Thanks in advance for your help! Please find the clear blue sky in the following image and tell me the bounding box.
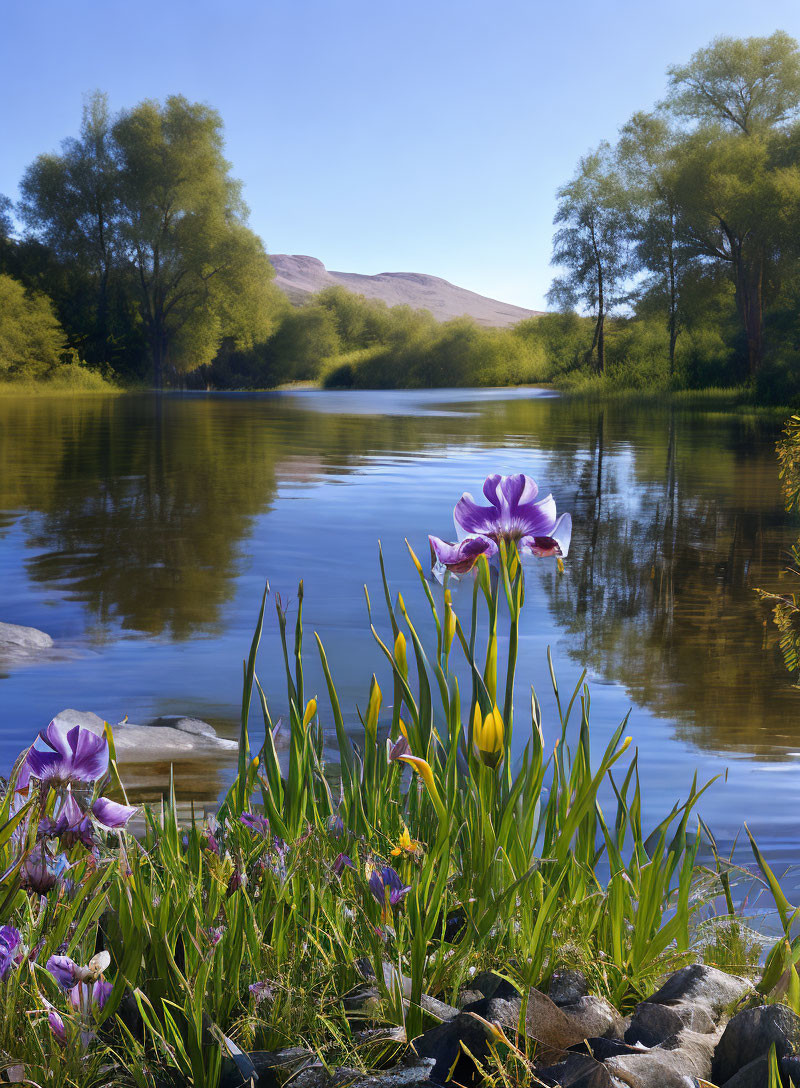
[3,0,800,309]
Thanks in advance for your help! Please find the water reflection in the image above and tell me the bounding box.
[0,389,797,787]
[544,405,800,755]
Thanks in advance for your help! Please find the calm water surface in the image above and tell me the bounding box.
[1,389,799,878]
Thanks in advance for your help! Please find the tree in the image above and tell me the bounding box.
[0,195,12,240]
[0,274,67,380]
[617,113,688,377]
[112,96,277,387]
[19,93,123,369]
[672,129,795,378]
[666,31,800,135]
[548,145,630,374]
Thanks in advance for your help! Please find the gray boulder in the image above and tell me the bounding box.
[625,1000,716,1047]
[53,709,237,762]
[534,1053,625,1087]
[412,1011,496,1083]
[0,621,53,660]
[548,969,589,1007]
[645,964,752,1021]
[605,1026,720,1087]
[559,996,626,1042]
[711,1004,800,1085]
[144,714,218,738]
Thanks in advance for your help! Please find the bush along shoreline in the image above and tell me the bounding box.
[2,473,800,1087]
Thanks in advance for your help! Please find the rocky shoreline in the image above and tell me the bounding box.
[212,965,798,1088]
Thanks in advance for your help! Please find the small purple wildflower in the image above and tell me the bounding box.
[47,954,79,990]
[240,812,270,837]
[368,866,411,910]
[69,979,112,1013]
[0,925,21,979]
[48,1008,67,1046]
[333,853,355,875]
[387,735,411,763]
[249,980,274,1005]
[21,848,69,895]
[327,813,345,838]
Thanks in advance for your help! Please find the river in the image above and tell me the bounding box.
[1,388,798,885]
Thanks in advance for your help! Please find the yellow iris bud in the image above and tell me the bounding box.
[394,630,408,677]
[473,704,505,769]
[302,698,317,729]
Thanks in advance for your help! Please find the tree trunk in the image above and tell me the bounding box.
[151,331,165,391]
[668,248,678,380]
[734,250,764,379]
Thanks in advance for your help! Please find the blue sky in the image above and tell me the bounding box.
[3,0,800,309]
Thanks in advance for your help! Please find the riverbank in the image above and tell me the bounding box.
[2,377,792,414]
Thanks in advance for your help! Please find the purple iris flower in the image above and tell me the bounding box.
[17,720,108,791]
[47,954,80,990]
[249,980,274,1005]
[48,1008,67,1045]
[47,950,111,992]
[38,790,95,848]
[21,848,69,895]
[69,979,112,1012]
[240,812,270,837]
[0,925,21,979]
[333,852,355,875]
[429,473,572,574]
[387,735,411,763]
[327,813,345,839]
[368,866,411,909]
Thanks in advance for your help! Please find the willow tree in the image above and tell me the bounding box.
[547,145,629,375]
[663,33,800,378]
[666,31,800,135]
[617,113,687,377]
[18,92,122,368]
[112,96,277,387]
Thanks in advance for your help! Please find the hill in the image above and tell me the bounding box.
[268,254,541,328]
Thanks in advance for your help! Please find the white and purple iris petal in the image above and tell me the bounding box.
[430,473,572,574]
[91,796,137,830]
[17,720,109,791]
[428,534,497,574]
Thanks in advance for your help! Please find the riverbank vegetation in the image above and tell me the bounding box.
[1,473,799,1086]
[4,32,800,400]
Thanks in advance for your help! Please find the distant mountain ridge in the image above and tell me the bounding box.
[268,254,541,328]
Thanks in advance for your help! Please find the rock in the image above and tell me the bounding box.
[605,1027,719,1088]
[144,714,218,737]
[523,990,625,1066]
[534,1053,624,1087]
[569,1038,649,1060]
[625,1001,716,1048]
[722,1053,800,1088]
[711,1004,800,1085]
[345,1061,447,1088]
[53,709,238,762]
[467,971,521,1003]
[645,964,752,1021]
[559,996,626,1041]
[0,621,53,660]
[412,1011,495,1085]
[548,969,589,1007]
